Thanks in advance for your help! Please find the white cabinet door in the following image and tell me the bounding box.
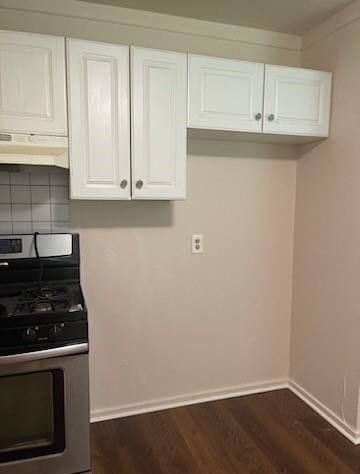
[188,55,264,132]
[263,65,332,137]
[131,47,187,200]
[67,39,131,200]
[0,30,67,136]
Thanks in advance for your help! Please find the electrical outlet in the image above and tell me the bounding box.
[192,234,204,254]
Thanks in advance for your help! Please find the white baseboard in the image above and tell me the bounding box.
[90,378,288,423]
[91,378,360,445]
[288,379,360,445]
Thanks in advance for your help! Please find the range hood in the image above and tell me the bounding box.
[0,133,69,169]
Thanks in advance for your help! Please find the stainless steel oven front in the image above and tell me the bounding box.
[0,344,91,474]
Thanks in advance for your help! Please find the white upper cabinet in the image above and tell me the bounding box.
[187,55,332,141]
[131,47,187,200]
[67,39,131,200]
[263,65,332,137]
[0,30,67,136]
[188,55,265,133]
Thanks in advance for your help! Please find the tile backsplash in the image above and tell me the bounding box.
[0,167,70,234]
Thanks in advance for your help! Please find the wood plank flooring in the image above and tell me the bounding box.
[91,389,360,473]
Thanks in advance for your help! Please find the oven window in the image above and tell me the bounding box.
[0,370,65,463]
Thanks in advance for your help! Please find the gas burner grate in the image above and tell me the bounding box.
[14,299,70,316]
[21,285,69,301]
[0,280,84,320]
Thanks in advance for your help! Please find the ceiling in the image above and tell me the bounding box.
[81,0,353,35]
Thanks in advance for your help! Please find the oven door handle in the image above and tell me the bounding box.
[0,343,89,365]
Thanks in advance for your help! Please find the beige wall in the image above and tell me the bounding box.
[291,2,360,430]
[73,142,296,415]
[0,0,298,416]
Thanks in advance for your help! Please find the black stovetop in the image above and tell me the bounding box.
[0,280,86,327]
[0,233,88,355]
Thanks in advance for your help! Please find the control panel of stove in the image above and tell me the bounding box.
[0,321,88,354]
[22,324,65,343]
[0,233,72,260]
[0,238,22,254]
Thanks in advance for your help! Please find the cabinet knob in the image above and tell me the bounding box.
[255,113,262,121]
[136,180,144,189]
[268,114,275,122]
[120,179,128,189]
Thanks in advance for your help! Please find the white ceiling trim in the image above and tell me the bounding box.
[0,0,301,51]
[303,0,360,49]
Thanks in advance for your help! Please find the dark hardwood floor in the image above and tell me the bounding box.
[91,389,360,473]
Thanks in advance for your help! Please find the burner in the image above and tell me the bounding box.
[41,287,68,299]
[0,280,85,320]
[22,286,69,301]
[31,301,54,313]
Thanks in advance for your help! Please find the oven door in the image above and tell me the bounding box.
[0,344,90,474]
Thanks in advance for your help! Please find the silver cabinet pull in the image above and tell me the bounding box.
[136,180,143,189]
[120,179,128,189]
[268,114,275,121]
[255,113,262,121]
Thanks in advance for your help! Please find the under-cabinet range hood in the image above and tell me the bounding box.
[0,30,69,169]
[0,133,69,169]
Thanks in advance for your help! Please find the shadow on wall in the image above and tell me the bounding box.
[187,138,299,160]
[70,200,174,229]
[70,137,303,231]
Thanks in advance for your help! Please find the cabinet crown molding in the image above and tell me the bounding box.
[0,0,301,52]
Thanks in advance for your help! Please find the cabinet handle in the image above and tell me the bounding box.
[255,113,262,121]
[268,114,275,122]
[120,179,128,189]
[136,180,144,189]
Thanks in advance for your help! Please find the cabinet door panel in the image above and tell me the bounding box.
[67,39,130,200]
[0,30,67,135]
[188,55,264,132]
[131,47,187,200]
[263,65,332,137]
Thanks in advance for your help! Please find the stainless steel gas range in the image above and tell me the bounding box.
[0,233,91,474]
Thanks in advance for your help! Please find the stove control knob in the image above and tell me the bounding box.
[22,327,37,343]
[50,325,63,340]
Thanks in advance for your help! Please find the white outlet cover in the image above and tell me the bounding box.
[192,234,204,254]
